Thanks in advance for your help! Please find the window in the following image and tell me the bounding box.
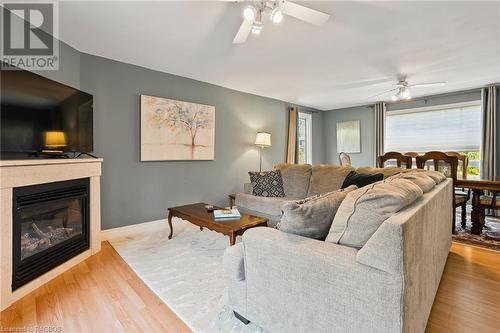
[297,112,312,164]
[385,101,481,177]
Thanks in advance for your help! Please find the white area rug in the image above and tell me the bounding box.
[108,218,263,333]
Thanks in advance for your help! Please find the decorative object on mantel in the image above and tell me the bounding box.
[336,120,361,154]
[42,131,67,153]
[140,95,215,161]
[254,132,271,171]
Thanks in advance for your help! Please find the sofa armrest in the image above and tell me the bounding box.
[223,243,245,281]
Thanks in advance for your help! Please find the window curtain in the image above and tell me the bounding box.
[286,106,298,164]
[481,86,498,216]
[374,102,386,166]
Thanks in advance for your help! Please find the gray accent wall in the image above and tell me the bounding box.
[79,54,323,229]
[324,105,374,167]
[33,41,80,89]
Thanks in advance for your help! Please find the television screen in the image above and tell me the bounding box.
[1,66,93,159]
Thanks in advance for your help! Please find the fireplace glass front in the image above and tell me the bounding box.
[12,178,90,290]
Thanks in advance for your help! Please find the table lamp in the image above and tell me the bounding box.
[255,132,271,171]
[43,131,67,154]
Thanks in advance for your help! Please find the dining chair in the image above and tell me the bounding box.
[339,152,351,166]
[404,152,419,169]
[416,151,463,233]
[445,152,469,180]
[479,191,500,218]
[378,152,412,169]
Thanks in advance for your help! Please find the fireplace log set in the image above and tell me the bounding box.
[21,222,75,259]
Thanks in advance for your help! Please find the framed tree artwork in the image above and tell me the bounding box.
[140,95,215,161]
[336,120,361,154]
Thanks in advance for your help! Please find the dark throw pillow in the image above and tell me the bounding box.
[248,170,285,197]
[341,171,383,189]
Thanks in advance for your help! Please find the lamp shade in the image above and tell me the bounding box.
[255,132,271,147]
[44,131,67,148]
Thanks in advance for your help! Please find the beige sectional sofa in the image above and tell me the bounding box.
[235,163,406,226]
[225,173,453,332]
[236,164,354,226]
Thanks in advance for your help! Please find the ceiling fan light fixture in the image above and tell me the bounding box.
[271,8,283,23]
[401,87,410,99]
[243,5,256,21]
[251,22,263,35]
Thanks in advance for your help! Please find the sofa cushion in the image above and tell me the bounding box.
[248,170,285,197]
[273,163,312,198]
[412,169,447,184]
[356,166,410,179]
[278,185,358,240]
[386,171,436,193]
[326,179,423,248]
[307,164,355,196]
[341,170,384,189]
[235,193,295,224]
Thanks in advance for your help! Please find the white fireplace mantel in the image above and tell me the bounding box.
[0,158,103,310]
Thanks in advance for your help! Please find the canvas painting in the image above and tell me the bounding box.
[336,120,361,153]
[140,95,215,161]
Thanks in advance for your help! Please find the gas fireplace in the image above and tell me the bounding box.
[12,178,90,290]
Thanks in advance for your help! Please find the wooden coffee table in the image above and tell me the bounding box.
[167,203,267,246]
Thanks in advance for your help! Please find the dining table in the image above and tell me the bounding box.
[455,177,500,235]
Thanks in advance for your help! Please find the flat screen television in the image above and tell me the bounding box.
[1,66,93,159]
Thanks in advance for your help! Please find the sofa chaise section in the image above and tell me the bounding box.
[224,179,453,333]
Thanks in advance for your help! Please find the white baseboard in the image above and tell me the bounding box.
[101,219,167,241]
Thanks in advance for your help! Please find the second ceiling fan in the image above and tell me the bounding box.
[233,0,330,44]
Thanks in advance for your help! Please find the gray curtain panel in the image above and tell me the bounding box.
[481,86,497,179]
[286,107,298,164]
[374,102,386,166]
[481,86,498,216]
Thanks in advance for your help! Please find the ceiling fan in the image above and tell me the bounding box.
[371,79,446,101]
[233,0,330,44]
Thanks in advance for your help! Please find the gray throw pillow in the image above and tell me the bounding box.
[277,185,357,240]
[249,170,285,197]
[326,179,423,248]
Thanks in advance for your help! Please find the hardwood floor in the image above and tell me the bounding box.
[1,241,499,333]
[426,243,500,333]
[0,242,191,333]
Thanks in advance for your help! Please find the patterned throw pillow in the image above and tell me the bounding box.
[248,170,285,197]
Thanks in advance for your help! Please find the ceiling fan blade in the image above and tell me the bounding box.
[233,19,253,44]
[367,88,398,99]
[410,82,446,88]
[281,1,330,26]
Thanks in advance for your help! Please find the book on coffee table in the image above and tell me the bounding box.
[214,208,241,220]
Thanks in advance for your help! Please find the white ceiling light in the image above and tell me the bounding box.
[370,78,446,102]
[252,21,263,35]
[233,1,330,44]
[270,7,283,23]
[243,5,256,21]
[401,87,410,99]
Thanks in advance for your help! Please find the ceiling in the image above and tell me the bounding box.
[55,1,500,110]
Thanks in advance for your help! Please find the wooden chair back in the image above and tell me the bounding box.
[416,151,459,234]
[445,152,469,180]
[339,152,351,166]
[377,152,412,169]
[404,152,419,169]
[416,151,458,180]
